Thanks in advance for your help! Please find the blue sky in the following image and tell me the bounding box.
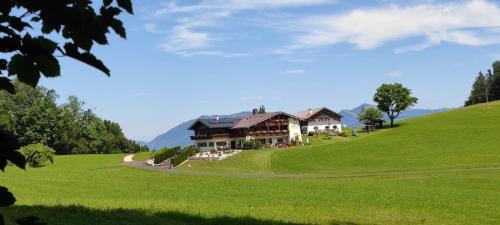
[40,0,500,141]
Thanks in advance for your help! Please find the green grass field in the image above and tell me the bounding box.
[1,102,500,225]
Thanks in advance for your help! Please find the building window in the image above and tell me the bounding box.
[268,138,273,144]
[209,142,214,147]
[277,138,283,143]
[325,126,330,130]
[197,142,207,147]
[216,142,227,146]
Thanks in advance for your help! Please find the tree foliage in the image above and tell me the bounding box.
[19,143,55,168]
[0,81,149,155]
[465,61,500,106]
[170,147,198,167]
[373,83,418,127]
[465,71,490,106]
[258,105,266,113]
[153,146,181,164]
[0,0,133,92]
[0,1,133,221]
[357,108,384,125]
[489,61,500,101]
[242,140,262,150]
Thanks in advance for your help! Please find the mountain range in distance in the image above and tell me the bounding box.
[144,104,450,150]
[145,112,251,150]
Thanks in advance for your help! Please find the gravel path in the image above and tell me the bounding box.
[123,154,173,171]
[123,154,134,162]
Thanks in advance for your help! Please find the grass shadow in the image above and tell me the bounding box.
[379,122,406,130]
[1,205,371,225]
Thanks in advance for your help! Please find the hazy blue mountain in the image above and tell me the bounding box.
[147,105,449,149]
[147,112,251,150]
[340,104,450,127]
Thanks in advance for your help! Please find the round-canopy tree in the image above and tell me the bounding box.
[357,107,384,125]
[373,83,418,127]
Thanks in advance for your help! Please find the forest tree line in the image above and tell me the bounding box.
[0,81,148,155]
[465,61,500,106]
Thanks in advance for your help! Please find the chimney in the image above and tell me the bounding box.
[252,108,258,115]
[308,109,312,115]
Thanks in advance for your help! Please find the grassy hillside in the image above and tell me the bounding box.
[0,102,499,225]
[179,102,500,175]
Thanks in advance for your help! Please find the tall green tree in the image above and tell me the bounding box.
[0,0,133,222]
[486,69,494,103]
[490,61,500,101]
[465,72,489,106]
[0,81,63,147]
[373,83,418,127]
[259,105,266,113]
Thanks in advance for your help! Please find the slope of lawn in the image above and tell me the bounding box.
[132,152,153,161]
[178,149,275,173]
[177,129,360,174]
[2,154,500,225]
[178,101,500,175]
[0,102,499,225]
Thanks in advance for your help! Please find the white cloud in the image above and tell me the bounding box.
[173,50,250,58]
[159,27,212,52]
[155,0,332,16]
[151,0,334,56]
[282,69,305,75]
[394,40,438,54]
[285,0,500,53]
[147,0,500,57]
[144,23,163,34]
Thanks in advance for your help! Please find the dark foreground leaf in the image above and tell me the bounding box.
[0,186,15,207]
[117,0,133,14]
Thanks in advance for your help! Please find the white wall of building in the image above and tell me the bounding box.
[248,135,289,146]
[288,118,303,142]
[305,123,342,133]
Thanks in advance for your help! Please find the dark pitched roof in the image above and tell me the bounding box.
[188,117,241,130]
[294,107,343,120]
[231,112,300,129]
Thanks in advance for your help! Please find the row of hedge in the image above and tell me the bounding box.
[171,147,198,167]
[242,140,262,150]
[153,146,181,164]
